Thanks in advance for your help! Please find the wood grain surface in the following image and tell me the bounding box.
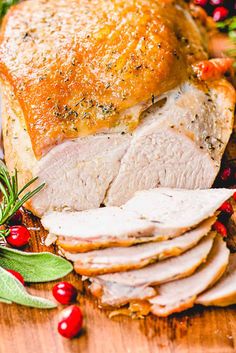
[1,212,236,353]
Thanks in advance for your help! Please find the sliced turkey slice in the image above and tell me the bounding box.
[42,207,156,252]
[42,188,234,252]
[196,253,236,307]
[57,234,162,253]
[62,217,216,276]
[98,232,215,286]
[149,235,229,317]
[123,188,235,237]
[88,233,215,307]
[89,281,157,307]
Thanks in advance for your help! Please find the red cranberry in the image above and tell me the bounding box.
[210,0,224,5]
[218,201,233,215]
[213,221,227,237]
[52,282,77,304]
[220,167,231,182]
[58,305,83,339]
[233,192,236,201]
[8,210,23,225]
[6,225,31,248]
[6,269,25,285]
[213,7,229,21]
[194,0,208,5]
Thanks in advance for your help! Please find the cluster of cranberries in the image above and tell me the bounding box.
[5,209,83,339]
[213,199,234,237]
[193,0,235,22]
[211,165,236,238]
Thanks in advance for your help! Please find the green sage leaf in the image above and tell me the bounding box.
[0,267,56,308]
[0,245,73,282]
[0,0,19,19]
[0,297,12,304]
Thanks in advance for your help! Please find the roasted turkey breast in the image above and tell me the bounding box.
[0,0,235,216]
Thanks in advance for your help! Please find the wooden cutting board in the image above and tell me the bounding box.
[1,213,236,353]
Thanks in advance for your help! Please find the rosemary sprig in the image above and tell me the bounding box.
[0,161,44,238]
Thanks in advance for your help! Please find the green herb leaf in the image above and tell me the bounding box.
[0,297,12,304]
[229,31,236,41]
[0,245,73,282]
[0,161,45,237]
[217,16,236,66]
[0,267,56,309]
[0,267,56,308]
[0,0,19,19]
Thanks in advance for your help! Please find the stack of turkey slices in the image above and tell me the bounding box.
[42,188,236,317]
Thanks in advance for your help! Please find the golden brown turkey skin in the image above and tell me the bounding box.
[0,0,208,158]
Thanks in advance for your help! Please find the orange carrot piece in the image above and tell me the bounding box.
[192,58,234,81]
